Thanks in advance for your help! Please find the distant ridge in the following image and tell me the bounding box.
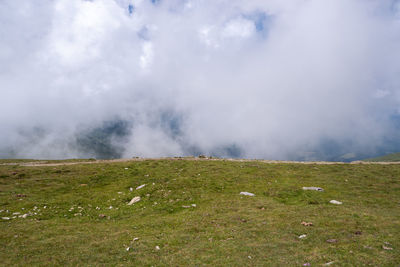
[363,152,400,162]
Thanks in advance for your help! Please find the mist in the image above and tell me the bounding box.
[1,0,400,161]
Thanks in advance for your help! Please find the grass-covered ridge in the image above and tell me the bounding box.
[363,152,400,162]
[0,159,399,266]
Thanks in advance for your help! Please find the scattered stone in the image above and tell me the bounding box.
[127,196,141,205]
[118,192,122,194]
[129,187,133,191]
[248,255,252,259]
[382,245,393,250]
[12,212,20,215]
[133,237,139,241]
[126,247,131,251]
[329,200,342,205]
[136,184,146,190]
[155,245,160,250]
[109,206,113,209]
[303,263,311,266]
[125,168,129,170]
[323,262,335,266]
[298,234,307,239]
[301,221,313,226]
[326,239,338,243]
[1,217,10,220]
[240,192,255,196]
[21,214,28,219]
[302,187,324,191]
[191,204,196,207]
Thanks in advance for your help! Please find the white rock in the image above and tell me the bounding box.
[127,196,141,205]
[12,212,20,215]
[329,200,343,205]
[240,192,255,196]
[129,187,133,191]
[136,184,146,190]
[21,214,28,219]
[323,262,335,266]
[133,237,139,241]
[191,204,197,207]
[125,168,129,170]
[126,247,130,251]
[1,217,10,220]
[302,187,324,191]
[155,245,160,250]
[298,234,307,239]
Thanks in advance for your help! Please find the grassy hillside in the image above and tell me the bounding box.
[0,159,399,266]
[363,152,400,162]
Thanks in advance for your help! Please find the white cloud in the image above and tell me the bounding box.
[1,0,400,159]
[222,17,255,38]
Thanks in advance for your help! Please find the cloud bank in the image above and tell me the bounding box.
[1,0,400,160]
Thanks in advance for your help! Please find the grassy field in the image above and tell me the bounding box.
[0,158,399,266]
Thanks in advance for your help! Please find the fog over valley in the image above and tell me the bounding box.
[1,0,400,161]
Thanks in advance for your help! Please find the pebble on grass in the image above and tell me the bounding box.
[127,196,141,205]
[329,200,342,205]
[240,192,255,196]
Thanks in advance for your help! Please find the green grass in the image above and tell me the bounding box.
[363,152,400,162]
[0,159,399,266]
